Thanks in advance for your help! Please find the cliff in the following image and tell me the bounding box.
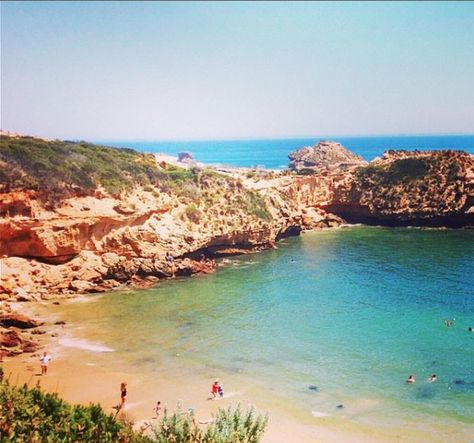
[325,150,474,227]
[1,134,473,307]
[0,134,341,303]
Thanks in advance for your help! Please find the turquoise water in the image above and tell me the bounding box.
[54,227,474,431]
[102,135,474,168]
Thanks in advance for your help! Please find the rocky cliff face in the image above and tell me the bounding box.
[324,150,474,227]
[288,140,367,173]
[0,134,342,301]
[1,135,473,304]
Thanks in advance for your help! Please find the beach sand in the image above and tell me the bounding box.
[2,302,473,443]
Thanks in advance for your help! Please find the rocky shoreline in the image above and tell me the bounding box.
[1,134,473,358]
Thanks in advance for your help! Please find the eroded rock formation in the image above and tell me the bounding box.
[288,140,367,173]
[324,150,474,227]
[1,134,473,303]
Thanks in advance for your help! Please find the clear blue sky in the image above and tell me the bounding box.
[1,1,473,140]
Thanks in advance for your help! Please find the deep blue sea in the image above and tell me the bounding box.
[102,134,474,169]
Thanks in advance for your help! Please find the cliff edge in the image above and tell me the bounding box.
[0,134,472,307]
[325,149,474,227]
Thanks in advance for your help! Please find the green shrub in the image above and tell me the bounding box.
[152,404,267,443]
[204,405,268,442]
[386,158,429,181]
[0,380,150,442]
[296,168,317,176]
[356,158,430,186]
[0,136,164,199]
[0,380,267,443]
[243,191,273,221]
[185,203,201,223]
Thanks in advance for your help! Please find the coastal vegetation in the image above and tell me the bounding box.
[0,136,163,197]
[355,158,431,186]
[0,379,146,442]
[153,405,268,443]
[0,379,268,442]
[0,135,273,222]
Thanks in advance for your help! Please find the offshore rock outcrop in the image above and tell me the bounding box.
[288,140,367,173]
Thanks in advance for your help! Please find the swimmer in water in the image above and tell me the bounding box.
[406,375,415,384]
[428,374,437,383]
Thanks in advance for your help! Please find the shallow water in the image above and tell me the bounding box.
[52,227,474,433]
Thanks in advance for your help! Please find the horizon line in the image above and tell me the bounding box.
[94,131,474,144]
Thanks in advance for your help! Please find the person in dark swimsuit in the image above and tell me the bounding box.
[120,382,127,407]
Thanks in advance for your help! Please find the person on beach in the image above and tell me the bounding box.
[428,374,437,383]
[40,352,51,375]
[120,382,127,407]
[406,375,415,384]
[165,252,175,276]
[211,379,222,399]
[154,401,162,418]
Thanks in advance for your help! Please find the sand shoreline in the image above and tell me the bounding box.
[3,299,473,443]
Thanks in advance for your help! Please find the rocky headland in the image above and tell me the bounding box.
[325,149,474,227]
[288,140,367,173]
[0,132,473,355]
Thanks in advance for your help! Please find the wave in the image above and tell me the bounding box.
[58,337,114,353]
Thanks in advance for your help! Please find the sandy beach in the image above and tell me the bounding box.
[3,299,473,443]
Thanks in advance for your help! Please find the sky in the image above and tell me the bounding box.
[1,1,474,141]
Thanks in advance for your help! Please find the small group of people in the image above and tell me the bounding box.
[444,318,455,327]
[113,377,224,421]
[444,318,473,332]
[406,374,437,384]
[211,379,224,399]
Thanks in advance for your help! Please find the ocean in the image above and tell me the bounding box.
[101,134,474,169]
[50,134,474,439]
[50,227,474,439]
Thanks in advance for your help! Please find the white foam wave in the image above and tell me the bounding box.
[311,410,331,417]
[58,338,114,353]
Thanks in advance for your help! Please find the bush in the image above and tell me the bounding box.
[185,203,201,223]
[243,191,273,221]
[0,380,267,443]
[152,404,268,443]
[204,405,268,442]
[296,168,317,176]
[387,158,429,182]
[356,158,430,186]
[0,380,150,442]
[0,136,165,199]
